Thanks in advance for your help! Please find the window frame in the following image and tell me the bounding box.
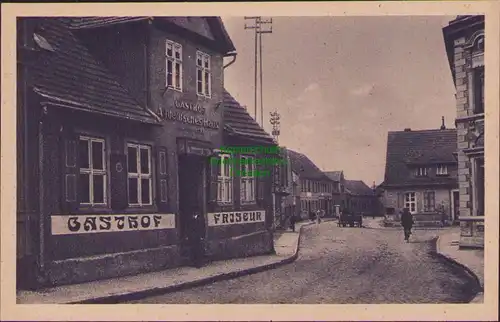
[472,157,485,217]
[217,153,233,204]
[240,155,256,204]
[414,166,428,177]
[404,191,417,214]
[196,50,211,98]
[79,135,108,207]
[165,39,183,92]
[126,142,153,207]
[472,65,485,114]
[423,190,436,213]
[436,164,449,176]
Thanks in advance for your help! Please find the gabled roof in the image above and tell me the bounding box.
[66,16,236,54]
[286,149,330,181]
[345,180,375,196]
[223,90,275,144]
[383,128,458,187]
[324,171,343,182]
[26,18,159,124]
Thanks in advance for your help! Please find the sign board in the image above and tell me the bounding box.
[51,214,176,235]
[207,210,265,227]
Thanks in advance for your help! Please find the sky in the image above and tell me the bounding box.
[221,16,457,187]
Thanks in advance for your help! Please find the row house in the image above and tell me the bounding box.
[379,120,459,227]
[443,15,485,248]
[287,150,334,218]
[17,16,276,290]
[324,171,347,215]
[344,180,378,216]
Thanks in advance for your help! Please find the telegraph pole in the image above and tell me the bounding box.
[244,17,260,121]
[258,18,272,126]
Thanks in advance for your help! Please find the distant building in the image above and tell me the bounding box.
[443,15,485,248]
[344,180,378,216]
[379,123,459,227]
[287,150,334,219]
[324,171,347,215]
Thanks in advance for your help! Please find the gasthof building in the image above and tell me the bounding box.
[17,16,277,289]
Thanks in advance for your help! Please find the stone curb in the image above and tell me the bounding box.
[432,236,484,303]
[70,222,315,304]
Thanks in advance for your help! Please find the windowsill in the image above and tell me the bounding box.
[241,201,257,205]
[436,174,449,177]
[166,86,183,93]
[196,93,212,100]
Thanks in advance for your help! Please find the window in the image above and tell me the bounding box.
[196,51,211,97]
[423,191,435,212]
[475,158,485,216]
[415,167,428,177]
[404,192,416,214]
[127,143,152,206]
[473,66,484,114]
[166,40,182,91]
[79,136,107,206]
[217,154,233,203]
[436,165,448,176]
[240,156,256,203]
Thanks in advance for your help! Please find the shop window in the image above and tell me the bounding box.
[404,192,416,214]
[414,167,428,177]
[423,191,436,212]
[217,154,233,203]
[240,156,256,203]
[79,136,107,206]
[196,50,211,97]
[436,165,448,176]
[127,143,152,206]
[166,40,182,91]
[473,66,485,114]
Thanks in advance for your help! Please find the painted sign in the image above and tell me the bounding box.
[207,210,265,227]
[51,214,176,235]
[174,100,206,114]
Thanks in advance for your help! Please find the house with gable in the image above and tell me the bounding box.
[17,16,277,290]
[379,120,459,227]
[344,180,378,217]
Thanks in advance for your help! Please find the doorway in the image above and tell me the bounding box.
[452,189,460,223]
[178,154,206,260]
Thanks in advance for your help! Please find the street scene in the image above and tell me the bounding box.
[14,14,487,307]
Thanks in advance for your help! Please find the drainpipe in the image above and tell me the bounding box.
[223,51,237,69]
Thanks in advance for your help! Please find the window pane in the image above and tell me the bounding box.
[92,141,104,170]
[166,43,172,57]
[141,178,151,204]
[175,47,180,59]
[128,178,138,204]
[80,173,90,203]
[204,71,210,94]
[204,57,209,69]
[79,139,89,168]
[166,60,173,85]
[93,174,104,204]
[128,147,137,173]
[140,148,150,174]
[197,69,203,93]
[175,63,181,88]
[197,56,202,67]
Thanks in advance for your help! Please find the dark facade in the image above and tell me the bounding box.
[17,16,275,290]
[379,124,459,226]
[287,150,334,219]
[443,15,485,248]
[344,180,378,216]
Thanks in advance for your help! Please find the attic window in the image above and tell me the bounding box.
[436,165,449,176]
[415,167,428,177]
[33,33,55,52]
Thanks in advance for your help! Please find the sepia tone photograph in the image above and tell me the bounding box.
[2,2,499,321]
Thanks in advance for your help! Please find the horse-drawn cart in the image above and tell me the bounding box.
[338,211,363,227]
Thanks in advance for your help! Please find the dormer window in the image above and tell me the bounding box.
[415,167,428,177]
[166,40,182,91]
[196,51,211,97]
[436,164,449,176]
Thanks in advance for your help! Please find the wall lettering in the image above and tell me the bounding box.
[174,100,206,114]
[207,210,265,227]
[51,214,176,235]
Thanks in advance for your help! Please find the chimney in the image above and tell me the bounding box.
[404,128,411,132]
[440,116,446,130]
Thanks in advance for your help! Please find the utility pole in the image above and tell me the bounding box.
[244,17,273,125]
[258,18,272,126]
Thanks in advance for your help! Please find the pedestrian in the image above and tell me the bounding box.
[400,208,414,243]
[289,214,297,232]
[190,212,206,268]
[309,210,315,222]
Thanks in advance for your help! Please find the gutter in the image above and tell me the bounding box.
[223,51,237,69]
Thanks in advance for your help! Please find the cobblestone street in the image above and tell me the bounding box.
[126,221,478,304]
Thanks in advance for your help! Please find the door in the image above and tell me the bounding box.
[452,190,460,222]
[178,155,206,259]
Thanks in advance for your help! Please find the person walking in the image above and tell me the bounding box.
[400,208,414,243]
[289,214,297,232]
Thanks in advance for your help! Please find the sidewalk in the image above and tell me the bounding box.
[436,227,484,303]
[17,222,313,304]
